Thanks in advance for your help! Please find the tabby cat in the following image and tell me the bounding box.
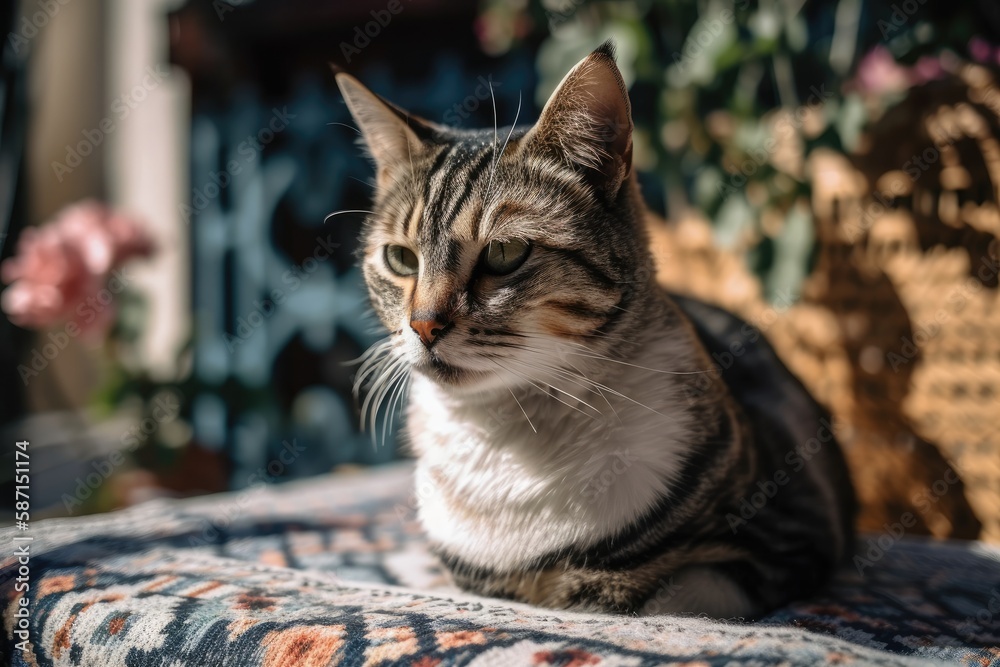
[336,41,856,618]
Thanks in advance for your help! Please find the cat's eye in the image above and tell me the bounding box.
[482,239,531,275]
[385,244,419,276]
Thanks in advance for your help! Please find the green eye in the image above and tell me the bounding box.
[385,244,419,276]
[482,239,531,275]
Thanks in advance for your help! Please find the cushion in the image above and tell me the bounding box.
[3,462,998,666]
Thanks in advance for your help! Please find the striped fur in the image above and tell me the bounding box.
[336,41,855,618]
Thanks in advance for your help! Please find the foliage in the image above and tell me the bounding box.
[478,0,997,299]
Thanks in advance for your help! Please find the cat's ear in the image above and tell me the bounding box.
[526,40,633,203]
[334,69,438,187]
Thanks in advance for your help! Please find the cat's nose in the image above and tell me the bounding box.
[410,316,450,348]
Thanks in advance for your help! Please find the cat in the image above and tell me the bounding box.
[335,41,856,618]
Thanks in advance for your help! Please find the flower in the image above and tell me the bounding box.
[853,47,913,95]
[1,200,155,337]
[852,46,956,96]
[968,36,1000,65]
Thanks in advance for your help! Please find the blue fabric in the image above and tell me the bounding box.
[2,462,998,666]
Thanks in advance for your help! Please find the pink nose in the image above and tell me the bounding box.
[410,318,448,348]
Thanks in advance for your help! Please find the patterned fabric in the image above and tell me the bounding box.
[3,462,998,666]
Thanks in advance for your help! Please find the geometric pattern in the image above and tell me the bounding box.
[3,463,998,666]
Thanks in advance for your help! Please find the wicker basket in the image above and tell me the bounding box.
[649,65,999,543]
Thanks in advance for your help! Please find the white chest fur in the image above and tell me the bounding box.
[407,336,703,573]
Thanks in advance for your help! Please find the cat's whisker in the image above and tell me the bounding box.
[381,366,410,449]
[556,354,622,421]
[348,175,375,189]
[502,360,604,420]
[514,333,714,375]
[361,354,407,433]
[565,350,714,376]
[389,374,411,439]
[352,339,394,395]
[324,209,375,224]
[352,337,392,365]
[515,328,639,349]
[496,342,680,422]
[369,358,407,438]
[487,360,537,434]
[377,369,399,448]
[531,362,621,422]
[486,90,522,201]
[555,367,672,421]
[502,352,609,401]
[489,77,498,180]
[327,121,361,133]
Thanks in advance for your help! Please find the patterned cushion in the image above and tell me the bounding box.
[3,463,998,666]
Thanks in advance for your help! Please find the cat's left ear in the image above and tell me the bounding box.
[334,69,440,187]
[525,40,633,203]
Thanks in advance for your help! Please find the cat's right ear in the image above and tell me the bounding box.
[333,69,435,187]
[524,41,633,204]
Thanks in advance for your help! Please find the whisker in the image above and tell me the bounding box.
[497,341,684,421]
[502,361,602,420]
[324,209,375,224]
[489,76,498,173]
[327,121,361,133]
[539,362,621,422]
[360,355,406,433]
[566,350,713,376]
[516,327,637,346]
[370,357,407,437]
[488,360,537,434]
[512,331,710,376]
[351,339,394,395]
[381,366,410,449]
[486,90,522,199]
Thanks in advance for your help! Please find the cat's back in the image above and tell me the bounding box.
[669,293,856,591]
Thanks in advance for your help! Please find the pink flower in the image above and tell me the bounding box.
[969,36,995,64]
[911,56,946,84]
[1,200,155,336]
[853,46,955,95]
[854,46,912,94]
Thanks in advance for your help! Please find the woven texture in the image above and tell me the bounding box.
[3,462,999,666]
[649,65,1000,545]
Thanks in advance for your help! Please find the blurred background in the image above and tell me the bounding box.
[0,0,997,543]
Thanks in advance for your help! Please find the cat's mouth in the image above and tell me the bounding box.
[413,353,497,388]
[415,355,469,383]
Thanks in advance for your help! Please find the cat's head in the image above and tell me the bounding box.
[337,42,652,393]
